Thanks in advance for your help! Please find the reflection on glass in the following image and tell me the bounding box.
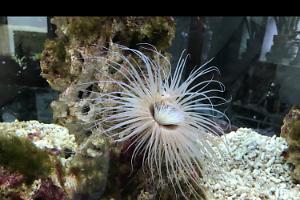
[0,16,57,123]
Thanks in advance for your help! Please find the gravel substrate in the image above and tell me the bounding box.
[203,128,300,200]
[5,120,77,151]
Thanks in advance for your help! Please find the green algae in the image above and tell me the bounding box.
[0,133,52,184]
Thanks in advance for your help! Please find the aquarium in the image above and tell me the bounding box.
[0,16,300,200]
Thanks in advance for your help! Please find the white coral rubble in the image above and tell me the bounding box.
[203,128,300,200]
[1,120,77,152]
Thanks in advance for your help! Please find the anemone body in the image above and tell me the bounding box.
[92,44,228,199]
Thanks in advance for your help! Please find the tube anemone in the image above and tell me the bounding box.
[87,43,229,199]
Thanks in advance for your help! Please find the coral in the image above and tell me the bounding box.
[50,17,175,49]
[55,17,113,45]
[40,17,175,140]
[281,105,300,182]
[64,131,109,199]
[12,120,77,152]
[41,39,70,91]
[39,17,192,199]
